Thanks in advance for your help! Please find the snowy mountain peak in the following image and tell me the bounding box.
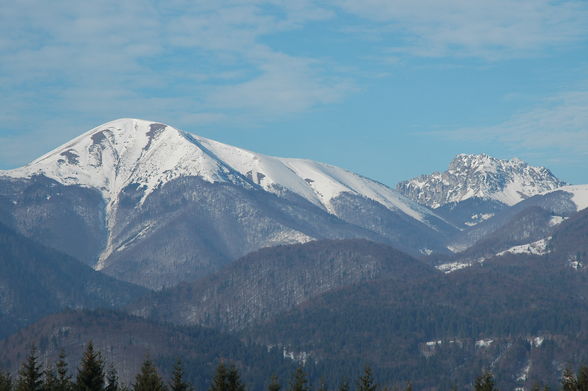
[1,118,438,225]
[397,154,566,208]
[4,118,248,204]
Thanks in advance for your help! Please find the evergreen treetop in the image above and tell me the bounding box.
[209,363,228,391]
[288,367,308,391]
[268,376,281,391]
[76,341,105,391]
[16,345,43,391]
[226,366,245,391]
[474,372,497,391]
[132,359,166,391]
[357,367,376,391]
[170,360,192,391]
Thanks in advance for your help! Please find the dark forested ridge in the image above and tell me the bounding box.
[0,310,300,390]
[3,339,588,391]
[243,247,588,390]
[130,239,438,331]
[0,222,147,338]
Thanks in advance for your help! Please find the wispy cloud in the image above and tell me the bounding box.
[436,89,588,160]
[0,1,342,135]
[335,0,588,59]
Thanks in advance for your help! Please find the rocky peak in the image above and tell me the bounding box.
[397,154,566,208]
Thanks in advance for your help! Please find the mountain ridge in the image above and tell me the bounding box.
[397,153,566,209]
[0,118,455,288]
[2,118,438,226]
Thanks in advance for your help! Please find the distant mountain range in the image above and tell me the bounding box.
[0,118,456,288]
[1,118,588,390]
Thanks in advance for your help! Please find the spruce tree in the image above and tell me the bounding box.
[357,367,376,391]
[44,367,58,391]
[170,361,191,391]
[105,364,119,391]
[76,342,105,391]
[268,376,281,391]
[132,360,166,391]
[338,380,349,391]
[288,367,308,391]
[209,363,228,391]
[317,379,327,391]
[226,366,244,391]
[0,371,12,391]
[474,372,496,391]
[16,345,43,391]
[55,350,73,391]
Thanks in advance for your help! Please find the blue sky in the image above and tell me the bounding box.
[1,0,587,185]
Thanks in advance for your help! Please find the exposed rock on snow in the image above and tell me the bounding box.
[397,154,566,208]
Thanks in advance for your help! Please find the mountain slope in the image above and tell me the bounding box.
[245,252,588,391]
[0,310,300,390]
[4,119,441,225]
[397,154,565,209]
[0,222,147,338]
[130,239,438,331]
[0,119,455,288]
[444,186,587,253]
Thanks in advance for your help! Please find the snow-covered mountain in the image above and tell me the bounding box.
[0,118,455,288]
[397,154,566,209]
[6,118,435,223]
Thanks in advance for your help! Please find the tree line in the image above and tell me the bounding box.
[1,342,588,391]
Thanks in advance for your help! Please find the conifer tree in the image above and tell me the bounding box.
[474,372,496,391]
[317,379,327,391]
[16,345,43,391]
[56,350,73,391]
[76,342,105,391]
[338,380,349,391]
[288,367,308,391]
[132,360,166,391]
[105,364,119,391]
[0,371,12,391]
[44,367,58,391]
[170,361,191,391]
[209,363,228,391]
[268,376,281,391]
[226,366,244,391]
[357,367,376,391]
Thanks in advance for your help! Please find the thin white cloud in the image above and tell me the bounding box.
[0,0,341,133]
[336,0,588,59]
[438,89,588,158]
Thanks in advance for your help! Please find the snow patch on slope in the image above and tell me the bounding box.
[558,185,588,211]
[497,237,550,257]
[197,136,430,221]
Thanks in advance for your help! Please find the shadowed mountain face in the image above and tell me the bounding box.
[130,239,438,331]
[0,222,147,338]
[0,175,107,266]
[0,118,456,289]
